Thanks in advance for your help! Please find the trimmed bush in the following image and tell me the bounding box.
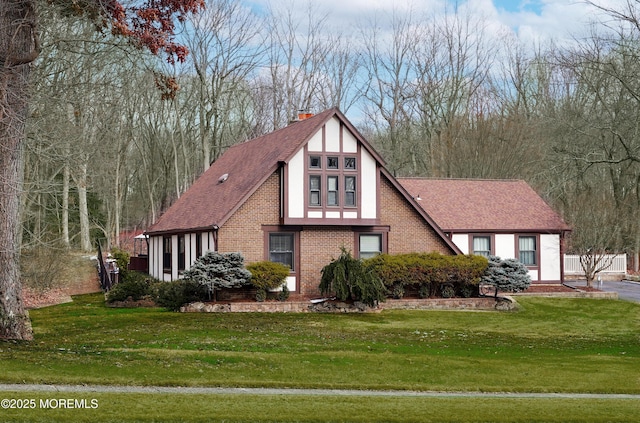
[278,285,290,302]
[365,252,488,298]
[106,272,156,303]
[255,288,267,302]
[155,279,209,311]
[418,284,430,299]
[481,255,531,293]
[247,261,290,291]
[390,283,405,299]
[320,248,386,307]
[441,283,456,298]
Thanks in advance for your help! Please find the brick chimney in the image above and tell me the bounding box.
[297,110,313,120]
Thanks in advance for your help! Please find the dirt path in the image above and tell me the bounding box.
[0,384,638,399]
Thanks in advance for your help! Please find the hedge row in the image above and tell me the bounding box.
[364,252,488,298]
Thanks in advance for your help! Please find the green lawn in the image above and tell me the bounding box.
[1,293,639,422]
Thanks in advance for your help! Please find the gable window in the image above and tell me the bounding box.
[309,175,321,206]
[518,236,537,266]
[359,234,382,259]
[309,156,321,169]
[473,236,491,257]
[269,233,294,270]
[163,236,172,270]
[344,157,356,169]
[345,176,356,206]
[327,176,339,206]
[304,151,360,219]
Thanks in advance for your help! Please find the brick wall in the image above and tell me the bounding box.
[219,172,280,263]
[299,226,354,297]
[379,175,453,255]
[218,170,454,299]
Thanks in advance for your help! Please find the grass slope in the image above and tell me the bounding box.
[1,293,638,422]
[2,293,638,392]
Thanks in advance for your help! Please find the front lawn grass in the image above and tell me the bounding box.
[0,392,638,422]
[1,293,638,395]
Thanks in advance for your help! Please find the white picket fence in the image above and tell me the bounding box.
[564,254,627,275]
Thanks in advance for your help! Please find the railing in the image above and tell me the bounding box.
[564,254,627,275]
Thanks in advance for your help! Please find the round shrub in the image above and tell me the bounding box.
[278,285,290,302]
[247,261,290,291]
[155,279,208,311]
[106,272,155,303]
[255,288,267,302]
[390,283,404,299]
[418,284,430,299]
[481,255,531,293]
[183,251,252,300]
[441,284,456,298]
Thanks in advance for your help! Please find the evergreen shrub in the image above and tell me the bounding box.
[183,251,252,300]
[364,252,488,298]
[278,285,290,302]
[110,247,130,281]
[106,271,156,303]
[155,279,208,311]
[247,261,290,291]
[481,255,531,293]
[320,248,386,307]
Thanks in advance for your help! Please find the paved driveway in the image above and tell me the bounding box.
[567,280,640,303]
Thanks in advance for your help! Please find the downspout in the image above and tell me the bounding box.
[212,225,219,252]
[560,230,568,284]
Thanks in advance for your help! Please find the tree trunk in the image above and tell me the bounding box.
[76,162,92,252]
[62,162,70,248]
[0,0,37,340]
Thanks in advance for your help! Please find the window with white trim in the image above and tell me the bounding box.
[359,234,382,259]
[518,236,537,266]
[269,233,295,270]
[345,176,356,207]
[473,236,491,257]
[327,176,339,206]
[309,175,321,206]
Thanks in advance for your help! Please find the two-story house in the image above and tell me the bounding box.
[145,108,460,298]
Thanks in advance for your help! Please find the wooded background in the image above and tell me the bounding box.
[23,0,640,268]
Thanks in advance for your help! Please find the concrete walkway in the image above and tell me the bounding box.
[0,384,639,399]
[565,280,640,303]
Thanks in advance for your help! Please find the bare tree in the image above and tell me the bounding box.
[0,0,38,340]
[183,0,264,171]
[0,0,203,340]
[359,8,417,176]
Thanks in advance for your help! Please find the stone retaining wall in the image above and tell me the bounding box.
[181,297,512,313]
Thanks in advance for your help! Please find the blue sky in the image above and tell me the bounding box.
[492,0,543,14]
[245,0,619,46]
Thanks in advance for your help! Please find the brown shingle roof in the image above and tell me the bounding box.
[397,178,570,232]
[146,108,383,235]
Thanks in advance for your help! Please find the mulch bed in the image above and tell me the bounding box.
[520,284,601,293]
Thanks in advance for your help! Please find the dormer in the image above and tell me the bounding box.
[283,115,379,225]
